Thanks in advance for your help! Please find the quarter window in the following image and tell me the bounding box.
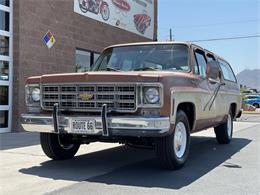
[219,59,236,82]
[194,50,207,77]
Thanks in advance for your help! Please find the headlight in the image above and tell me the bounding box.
[31,88,40,102]
[144,87,160,104]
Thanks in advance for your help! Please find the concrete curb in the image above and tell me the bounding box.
[242,111,260,115]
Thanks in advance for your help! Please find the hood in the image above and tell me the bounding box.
[27,71,191,84]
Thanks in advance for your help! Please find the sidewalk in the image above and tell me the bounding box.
[242,108,260,114]
[0,132,39,150]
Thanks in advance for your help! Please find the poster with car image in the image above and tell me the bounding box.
[74,0,154,39]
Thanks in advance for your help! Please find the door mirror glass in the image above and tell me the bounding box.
[206,60,220,80]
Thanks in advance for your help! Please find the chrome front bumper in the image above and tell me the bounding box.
[20,114,171,137]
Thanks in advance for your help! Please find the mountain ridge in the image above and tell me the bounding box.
[236,69,260,91]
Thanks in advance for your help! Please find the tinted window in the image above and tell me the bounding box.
[0,0,10,6]
[0,110,8,128]
[0,86,8,105]
[0,36,9,56]
[0,60,9,81]
[219,59,236,82]
[0,10,9,31]
[194,50,207,77]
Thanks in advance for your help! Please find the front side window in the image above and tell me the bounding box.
[194,50,207,77]
[219,59,236,82]
[92,44,189,72]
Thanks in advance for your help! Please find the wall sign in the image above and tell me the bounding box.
[74,0,155,39]
[43,31,56,49]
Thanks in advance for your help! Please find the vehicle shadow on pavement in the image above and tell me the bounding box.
[19,137,251,189]
[0,132,39,150]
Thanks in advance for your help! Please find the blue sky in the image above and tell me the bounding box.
[158,0,260,74]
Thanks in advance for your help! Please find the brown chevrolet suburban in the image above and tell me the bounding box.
[21,42,241,170]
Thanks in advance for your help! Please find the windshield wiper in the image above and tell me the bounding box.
[100,67,120,72]
[133,67,159,71]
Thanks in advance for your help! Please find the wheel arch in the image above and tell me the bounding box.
[230,103,237,118]
[176,102,196,131]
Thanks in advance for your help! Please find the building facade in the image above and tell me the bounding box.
[0,0,157,133]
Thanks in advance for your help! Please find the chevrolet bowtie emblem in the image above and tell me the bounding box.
[79,93,94,101]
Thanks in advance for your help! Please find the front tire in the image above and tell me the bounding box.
[214,111,233,144]
[40,133,80,160]
[156,110,190,170]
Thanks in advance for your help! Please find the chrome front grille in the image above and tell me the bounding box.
[41,84,137,112]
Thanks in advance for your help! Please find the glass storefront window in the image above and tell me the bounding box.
[0,10,9,31]
[93,53,100,65]
[0,86,8,105]
[0,110,8,128]
[75,49,91,72]
[0,61,8,81]
[0,36,9,56]
[0,0,9,7]
[75,49,100,72]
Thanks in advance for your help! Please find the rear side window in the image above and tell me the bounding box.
[219,59,236,82]
[194,50,207,78]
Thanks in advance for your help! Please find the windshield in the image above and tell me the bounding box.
[91,44,189,72]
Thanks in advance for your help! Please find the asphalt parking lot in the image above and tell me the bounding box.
[0,114,259,195]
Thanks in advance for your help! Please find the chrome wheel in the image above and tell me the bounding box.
[174,122,187,158]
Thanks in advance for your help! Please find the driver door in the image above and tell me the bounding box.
[193,48,217,128]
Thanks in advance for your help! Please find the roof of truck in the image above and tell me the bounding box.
[104,41,227,62]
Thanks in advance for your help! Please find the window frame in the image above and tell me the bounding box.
[206,53,216,62]
[92,43,192,72]
[0,0,12,133]
[193,48,208,78]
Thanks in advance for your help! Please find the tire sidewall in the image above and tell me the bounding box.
[168,111,190,166]
[227,112,233,140]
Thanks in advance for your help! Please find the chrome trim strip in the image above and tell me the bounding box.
[21,114,170,136]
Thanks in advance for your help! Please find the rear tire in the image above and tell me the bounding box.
[156,110,190,170]
[40,133,80,160]
[214,111,233,144]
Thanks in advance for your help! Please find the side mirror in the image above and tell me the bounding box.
[206,60,220,80]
